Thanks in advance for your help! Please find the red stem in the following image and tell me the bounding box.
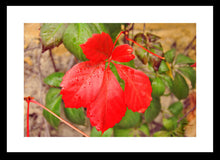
[114,31,165,60]
[125,37,165,60]
[26,100,30,137]
[190,62,196,67]
[24,97,89,137]
[113,31,125,48]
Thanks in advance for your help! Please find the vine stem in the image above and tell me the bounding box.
[24,96,34,137]
[26,100,30,137]
[177,105,196,123]
[125,36,165,60]
[113,31,124,48]
[115,31,165,60]
[24,97,89,137]
[49,49,58,72]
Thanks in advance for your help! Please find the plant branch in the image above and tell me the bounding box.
[49,49,58,72]
[26,100,30,137]
[24,97,89,137]
[177,105,196,123]
[24,46,41,53]
[183,35,196,56]
[125,36,165,60]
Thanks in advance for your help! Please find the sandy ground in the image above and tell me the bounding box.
[24,23,196,137]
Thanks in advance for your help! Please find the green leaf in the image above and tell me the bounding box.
[43,88,62,129]
[91,23,108,33]
[63,23,107,61]
[159,74,173,90]
[110,60,135,91]
[116,109,141,129]
[40,23,68,52]
[139,124,150,136]
[90,127,113,137]
[144,97,161,123]
[163,117,178,131]
[175,54,195,65]
[113,60,135,68]
[43,72,64,87]
[114,124,150,137]
[45,87,61,104]
[103,23,122,41]
[148,63,155,72]
[151,77,166,97]
[172,72,189,100]
[135,48,149,64]
[152,42,163,51]
[114,128,134,137]
[134,33,147,46]
[158,60,169,73]
[109,62,125,90]
[168,101,183,116]
[153,131,171,137]
[146,32,161,42]
[164,48,175,63]
[64,107,85,125]
[178,66,196,88]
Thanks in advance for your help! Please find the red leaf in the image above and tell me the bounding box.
[190,62,196,67]
[87,65,126,133]
[61,32,153,133]
[114,63,152,113]
[111,44,135,62]
[60,61,105,108]
[80,32,113,63]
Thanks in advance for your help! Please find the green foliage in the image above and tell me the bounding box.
[151,77,166,97]
[153,131,171,137]
[40,23,68,52]
[159,74,173,90]
[168,101,183,116]
[164,48,175,63]
[44,72,64,87]
[63,23,106,61]
[172,72,189,100]
[64,107,85,125]
[43,88,62,129]
[90,127,113,137]
[115,109,141,129]
[113,59,135,69]
[139,124,150,136]
[178,66,196,88]
[103,23,122,41]
[158,60,169,73]
[144,97,161,123]
[62,23,123,61]
[175,54,195,65]
[114,128,134,137]
[114,124,150,137]
[163,117,178,131]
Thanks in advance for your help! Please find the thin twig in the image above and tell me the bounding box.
[29,99,89,137]
[183,35,196,56]
[142,23,145,43]
[149,124,163,136]
[152,121,163,128]
[24,46,41,52]
[177,106,196,123]
[49,49,58,72]
[125,36,165,60]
